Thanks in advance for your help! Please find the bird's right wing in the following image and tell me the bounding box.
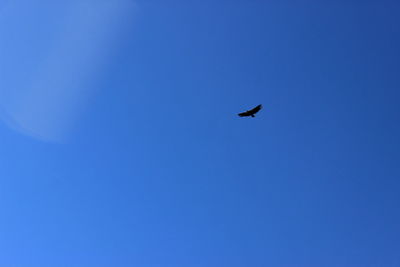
[251,105,262,113]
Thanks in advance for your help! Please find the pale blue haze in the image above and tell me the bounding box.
[0,0,399,266]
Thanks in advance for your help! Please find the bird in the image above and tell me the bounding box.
[238,104,262,117]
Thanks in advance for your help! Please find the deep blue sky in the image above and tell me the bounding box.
[0,1,399,266]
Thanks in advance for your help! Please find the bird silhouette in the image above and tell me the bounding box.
[238,104,262,117]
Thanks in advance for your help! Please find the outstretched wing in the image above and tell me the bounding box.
[249,104,262,115]
[238,111,250,117]
[238,104,262,117]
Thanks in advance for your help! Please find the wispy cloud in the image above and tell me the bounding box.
[0,0,135,142]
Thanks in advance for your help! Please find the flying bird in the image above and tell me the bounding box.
[238,104,262,117]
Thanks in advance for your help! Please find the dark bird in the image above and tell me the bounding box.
[238,104,262,117]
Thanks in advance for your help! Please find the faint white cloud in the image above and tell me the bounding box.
[0,0,135,142]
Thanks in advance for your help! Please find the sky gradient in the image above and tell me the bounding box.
[0,1,400,266]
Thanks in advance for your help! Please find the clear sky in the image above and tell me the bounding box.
[0,0,399,266]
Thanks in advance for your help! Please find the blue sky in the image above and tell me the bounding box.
[0,0,400,266]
